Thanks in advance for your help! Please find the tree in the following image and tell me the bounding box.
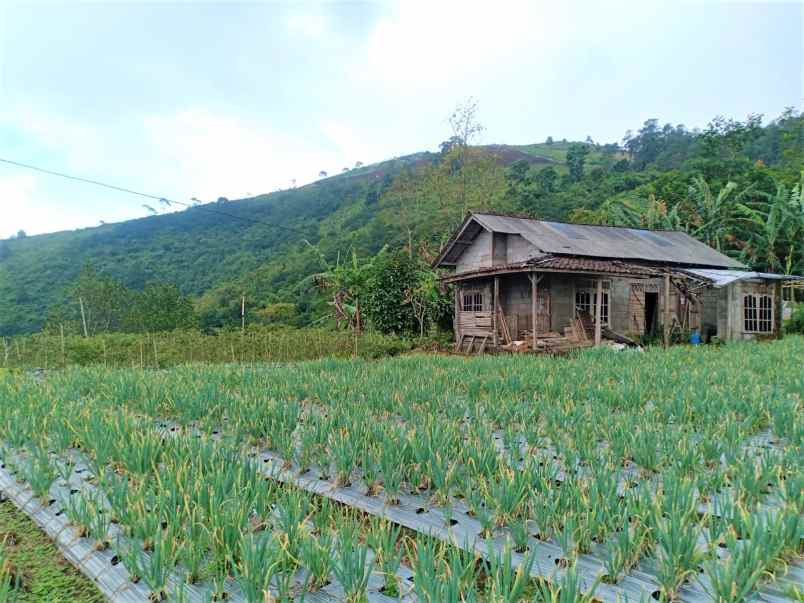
[319,170,328,178]
[685,176,746,252]
[545,136,554,145]
[448,97,485,212]
[736,177,804,273]
[566,143,590,182]
[124,283,197,332]
[72,265,128,335]
[314,247,386,331]
[14,230,26,239]
[536,167,558,193]
[355,161,364,169]
[404,264,451,337]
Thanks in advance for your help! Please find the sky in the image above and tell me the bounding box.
[0,0,802,238]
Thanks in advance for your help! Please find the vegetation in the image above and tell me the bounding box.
[0,327,413,369]
[1,107,801,336]
[0,500,104,602]
[0,337,800,601]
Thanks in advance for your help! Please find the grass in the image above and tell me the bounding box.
[0,500,104,603]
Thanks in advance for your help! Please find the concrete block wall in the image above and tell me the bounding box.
[609,279,632,334]
[499,274,550,338]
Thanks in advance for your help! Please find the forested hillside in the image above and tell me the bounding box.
[1,109,802,336]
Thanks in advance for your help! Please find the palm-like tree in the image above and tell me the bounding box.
[312,246,387,332]
[685,176,746,252]
[736,177,804,273]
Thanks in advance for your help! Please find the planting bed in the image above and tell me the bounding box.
[0,337,802,601]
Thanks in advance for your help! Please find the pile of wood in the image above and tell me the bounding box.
[501,315,594,354]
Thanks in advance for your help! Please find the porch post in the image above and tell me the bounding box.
[454,286,460,345]
[594,278,603,346]
[493,277,499,348]
[663,272,671,348]
[531,273,538,351]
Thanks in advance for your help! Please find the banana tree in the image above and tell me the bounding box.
[314,246,387,332]
[684,176,747,252]
[735,178,804,273]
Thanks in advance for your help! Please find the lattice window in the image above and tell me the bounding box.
[462,291,483,312]
[744,294,773,333]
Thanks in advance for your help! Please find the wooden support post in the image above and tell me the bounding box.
[241,295,246,333]
[594,279,603,346]
[663,272,671,348]
[774,281,782,340]
[454,287,460,347]
[531,273,538,351]
[493,277,499,348]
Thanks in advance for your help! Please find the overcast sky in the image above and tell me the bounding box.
[1,0,801,238]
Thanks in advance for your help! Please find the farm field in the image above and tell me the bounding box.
[0,338,801,602]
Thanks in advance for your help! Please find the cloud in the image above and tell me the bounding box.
[6,106,105,170]
[319,121,386,169]
[0,173,104,237]
[362,1,556,92]
[143,109,343,200]
[285,12,328,39]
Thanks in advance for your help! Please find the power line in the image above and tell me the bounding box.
[0,156,311,237]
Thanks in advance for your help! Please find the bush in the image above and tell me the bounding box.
[784,303,804,334]
[362,252,418,335]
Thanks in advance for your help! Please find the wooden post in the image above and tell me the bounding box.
[454,287,460,346]
[594,279,603,346]
[241,295,245,333]
[493,277,499,348]
[79,296,89,338]
[774,281,782,339]
[663,272,671,348]
[530,273,538,351]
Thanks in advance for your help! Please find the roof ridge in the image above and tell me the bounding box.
[470,210,682,233]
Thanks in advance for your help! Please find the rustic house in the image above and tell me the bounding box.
[434,212,800,353]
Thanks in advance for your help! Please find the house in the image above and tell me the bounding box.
[434,212,801,352]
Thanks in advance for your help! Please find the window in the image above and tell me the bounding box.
[462,291,483,312]
[744,294,773,333]
[575,282,609,325]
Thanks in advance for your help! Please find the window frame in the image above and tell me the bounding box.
[743,292,774,333]
[574,280,610,326]
[461,290,484,312]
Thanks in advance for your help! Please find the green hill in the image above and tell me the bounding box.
[1,110,801,336]
[0,144,566,335]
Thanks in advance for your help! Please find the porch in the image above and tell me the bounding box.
[443,259,687,354]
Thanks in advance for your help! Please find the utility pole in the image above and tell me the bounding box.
[79,296,89,337]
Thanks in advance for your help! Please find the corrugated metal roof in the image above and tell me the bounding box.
[467,213,745,268]
[683,268,804,288]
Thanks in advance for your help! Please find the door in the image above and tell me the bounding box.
[644,292,658,335]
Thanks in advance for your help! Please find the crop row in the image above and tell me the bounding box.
[0,399,600,602]
[1,338,802,601]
